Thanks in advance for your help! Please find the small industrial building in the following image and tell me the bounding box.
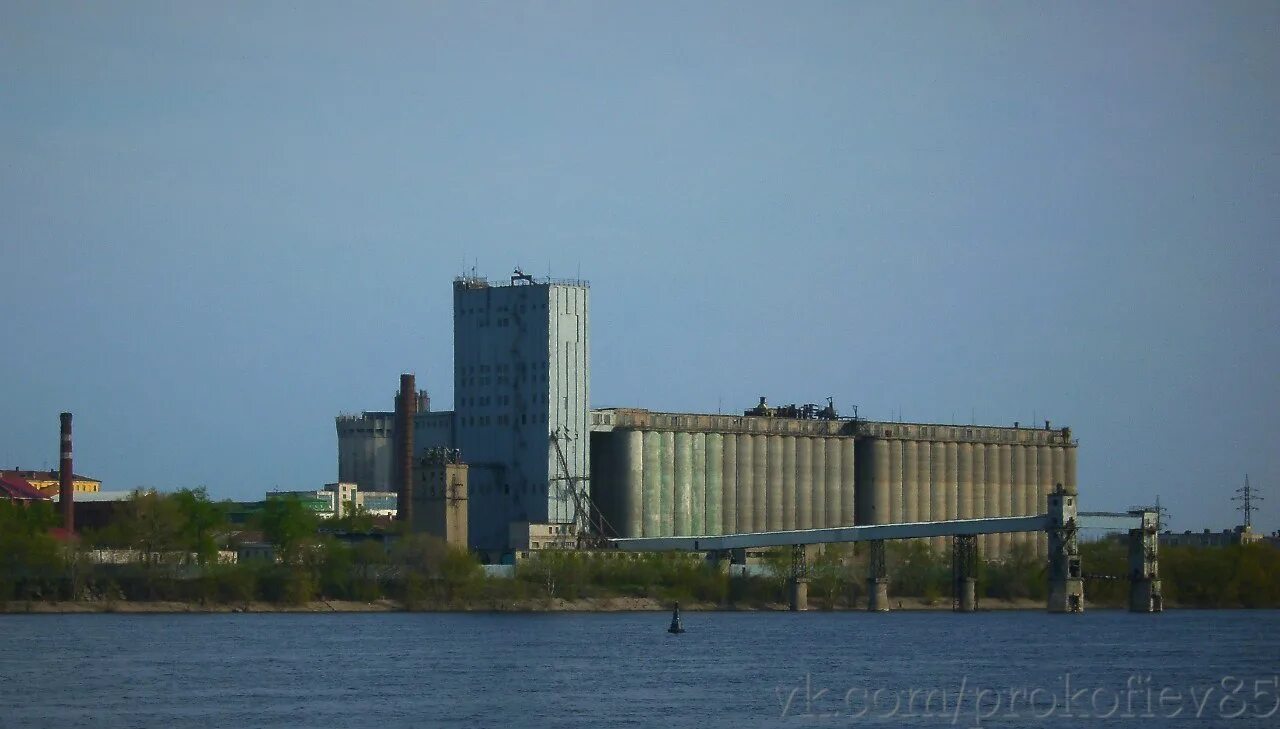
[265,489,341,518]
[412,447,468,548]
[50,490,134,531]
[1160,525,1272,548]
[358,490,398,517]
[260,483,400,520]
[0,473,51,504]
[1,469,101,495]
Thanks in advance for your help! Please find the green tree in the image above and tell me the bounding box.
[329,501,375,533]
[0,501,64,601]
[811,544,859,609]
[171,487,229,566]
[889,540,948,602]
[256,495,320,563]
[104,490,184,565]
[981,541,1044,602]
[349,540,387,601]
[391,534,478,607]
[1078,539,1127,606]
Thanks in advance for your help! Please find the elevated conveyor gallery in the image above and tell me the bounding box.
[611,489,1161,614]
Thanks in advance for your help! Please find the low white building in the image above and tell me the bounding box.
[357,490,398,517]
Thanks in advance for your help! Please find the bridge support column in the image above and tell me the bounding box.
[788,544,810,611]
[705,550,731,574]
[867,540,889,612]
[1128,510,1163,613]
[952,535,978,612]
[1047,486,1084,613]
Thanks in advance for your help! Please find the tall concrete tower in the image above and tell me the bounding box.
[453,271,590,551]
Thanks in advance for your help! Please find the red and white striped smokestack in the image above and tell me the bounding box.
[59,412,74,532]
[396,373,416,526]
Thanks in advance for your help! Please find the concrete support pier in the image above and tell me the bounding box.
[868,579,889,612]
[1047,486,1084,613]
[788,544,810,611]
[789,578,809,612]
[1128,510,1163,613]
[705,550,731,574]
[867,540,889,612]
[958,578,977,612]
[952,534,978,612]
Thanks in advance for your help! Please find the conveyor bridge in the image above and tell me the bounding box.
[609,489,1161,614]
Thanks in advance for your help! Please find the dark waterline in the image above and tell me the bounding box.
[3,611,1277,727]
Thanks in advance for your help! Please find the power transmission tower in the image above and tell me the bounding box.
[1151,495,1170,531]
[1129,495,1170,530]
[1232,474,1262,529]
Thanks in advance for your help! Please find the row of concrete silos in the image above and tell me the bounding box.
[602,430,857,538]
[859,437,1077,559]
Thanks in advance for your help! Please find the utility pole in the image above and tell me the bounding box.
[1232,474,1262,529]
[1130,495,1169,531]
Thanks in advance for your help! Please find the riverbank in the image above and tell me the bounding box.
[3,596,1066,614]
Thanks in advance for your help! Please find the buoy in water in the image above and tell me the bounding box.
[668,602,685,634]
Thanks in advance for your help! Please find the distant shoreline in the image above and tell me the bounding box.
[4,596,1130,614]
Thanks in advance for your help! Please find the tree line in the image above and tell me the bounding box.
[3,491,1278,609]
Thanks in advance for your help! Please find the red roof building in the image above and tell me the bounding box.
[0,473,52,502]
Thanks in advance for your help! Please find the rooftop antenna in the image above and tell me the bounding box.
[1232,474,1262,529]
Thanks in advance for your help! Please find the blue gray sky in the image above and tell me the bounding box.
[2,2,1276,532]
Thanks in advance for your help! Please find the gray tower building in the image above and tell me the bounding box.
[336,411,395,492]
[453,272,590,551]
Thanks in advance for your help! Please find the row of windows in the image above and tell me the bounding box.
[470,481,553,496]
[462,362,548,374]
[462,395,519,407]
[462,413,548,427]
[458,372,550,388]
[530,540,576,550]
[459,302,548,316]
[463,393,545,407]
[474,317,522,328]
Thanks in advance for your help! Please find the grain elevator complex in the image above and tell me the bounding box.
[337,270,1078,563]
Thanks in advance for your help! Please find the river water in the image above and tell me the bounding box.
[2,610,1276,727]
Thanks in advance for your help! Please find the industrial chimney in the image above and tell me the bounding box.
[59,412,74,533]
[395,373,417,527]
